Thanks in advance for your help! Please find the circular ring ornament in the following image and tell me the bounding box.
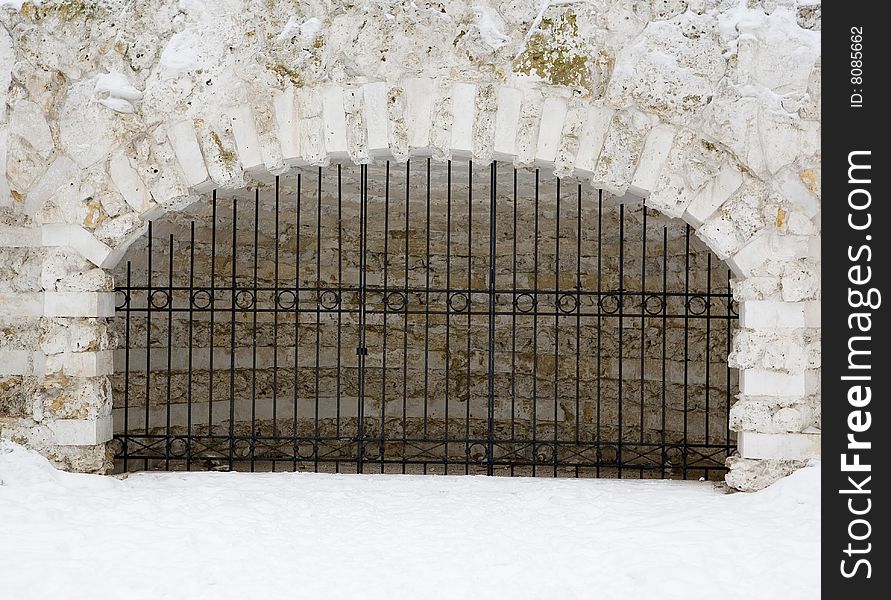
[448,292,470,313]
[190,289,214,310]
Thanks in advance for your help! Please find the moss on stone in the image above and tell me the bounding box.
[267,63,304,86]
[210,131,237,166]
[20,0,101,22]
[512,13,593,93]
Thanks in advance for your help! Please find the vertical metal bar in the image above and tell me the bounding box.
[381,161,390,473]
[661,227,668,473]
[574,183,582,478]
[123,261,132,472]
[187,223,195,471]
[531,169,539,477]
[250,189,260,471]
[486,161,497,476]
[144,221,152,472]
[465,160,472,475]
[423,158,431,473]
[356,166,367,474]
[444,161,452,475]
[208,194,216,443]
[294,173,302,471]
[683,224,691,480]
[402,160,411,474]
[705,253,713,449]
[273,178,280,452]
[165,233,174,470]
[617,203,624,478]
[510,168,518,477]
[553,176,561,477]
[595,190,602,478]
[639,208,647,478]
[228,199,238,471]
[336,165,343,473]
[314,168,322,473]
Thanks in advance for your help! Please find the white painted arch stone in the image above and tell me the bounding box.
[0,0,821,490]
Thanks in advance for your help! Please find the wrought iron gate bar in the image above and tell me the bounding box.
[113,160,739,479]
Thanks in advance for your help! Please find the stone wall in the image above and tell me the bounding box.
[0,0,821,490]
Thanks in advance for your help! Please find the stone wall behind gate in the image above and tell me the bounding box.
[110,163,737,472]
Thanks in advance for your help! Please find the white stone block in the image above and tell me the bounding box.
[450,82,476,157]
[63,350,115,377]
[51,416,113,446]
[804,301,820,327]
[740,368,806,396]
[167,120,213,192]
[726,231,810,278]
[41,224,115,268]
[535,97,568,165]
[321,86,349,159]
[628,123,676,197]
[0,224,41,246]
[737,431,821,460]
[230,105,264,173]
[403,78,434,150]
[44,291,116,318]
[24,155,79,216]
[0,292,43,317]
[739,300,806,329]
[108,152,152,213]
[0,349,34,375]
[296,88,325,164]
[362,81,390,156]
[492,87,523,159]
[272,87,301,164]
[573,105,615,175]
[684,163,744,227]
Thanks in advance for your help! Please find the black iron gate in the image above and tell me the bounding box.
[112,160,738,479]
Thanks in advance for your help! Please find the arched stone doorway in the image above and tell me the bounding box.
[0,0,820,490]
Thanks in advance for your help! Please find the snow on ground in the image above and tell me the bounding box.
[0,442,819,600]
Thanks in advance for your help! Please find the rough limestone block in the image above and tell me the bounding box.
[50,416,113,446]
[403,78,434,150]
[571,105,614,176]
[229,105,264,174]
[108,152,152,213]
[362,82,390,156]
[740,368,806,396]
[739,300,806,329]
[167,120,213,192]
[450,82,476,157]
[629,123,676,197]
[535,97,568,165]
[684,163,744,227]
[272,87,301,164]
[592,109,653,194]
[492,87,523,159]
[296,88,325,164]
[321,86,349,159]
[737,431,821,461]
[44,292,115,318]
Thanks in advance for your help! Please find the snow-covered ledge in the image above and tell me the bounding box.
[0,0,821,489]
